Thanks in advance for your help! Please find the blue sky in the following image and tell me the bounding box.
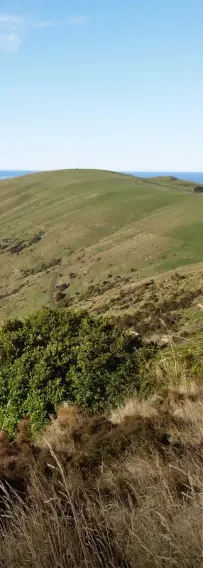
[0,0,202,171]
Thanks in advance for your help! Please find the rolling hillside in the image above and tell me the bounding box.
[1,170,203,567]
[0,169,203,324]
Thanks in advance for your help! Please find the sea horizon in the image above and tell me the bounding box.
[0,170,203,184]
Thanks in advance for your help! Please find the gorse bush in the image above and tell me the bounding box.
[0,308,143,436]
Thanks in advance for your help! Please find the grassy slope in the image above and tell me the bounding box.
[0,169,203,322]
[0,170,203,567]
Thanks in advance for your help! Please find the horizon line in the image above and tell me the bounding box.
[0,168,203,173]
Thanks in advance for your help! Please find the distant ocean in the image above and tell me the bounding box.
[0,170,203,184]
[0,170,34,180]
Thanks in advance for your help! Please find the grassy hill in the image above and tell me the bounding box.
[1,169,203,567]
[0,169,203,323]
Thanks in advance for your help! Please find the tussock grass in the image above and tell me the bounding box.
[0,381,203,567]
[139,333,203,397]
[0,459,202,568]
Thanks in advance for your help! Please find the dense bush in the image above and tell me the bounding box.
[0,308,143,436]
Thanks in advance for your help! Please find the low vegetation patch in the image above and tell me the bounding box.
[79,275,131,301]
[22,257,61,277]
[0,282,25,301]
[193,185,203,193]
[0,231,44,255]
[109,275,203,337]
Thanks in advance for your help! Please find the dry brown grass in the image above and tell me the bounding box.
[0,385,203,567]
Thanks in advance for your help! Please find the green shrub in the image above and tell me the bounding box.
[0,308,143,436]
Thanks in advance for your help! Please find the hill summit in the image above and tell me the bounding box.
[0,169,202,322]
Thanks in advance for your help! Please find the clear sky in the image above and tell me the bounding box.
[0,0,202,171]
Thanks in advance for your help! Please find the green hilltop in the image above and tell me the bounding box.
[0,169,203,322]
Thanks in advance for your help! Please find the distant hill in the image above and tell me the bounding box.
[0,168,203,322]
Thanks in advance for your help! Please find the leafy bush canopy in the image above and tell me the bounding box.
[0,308,143,436]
